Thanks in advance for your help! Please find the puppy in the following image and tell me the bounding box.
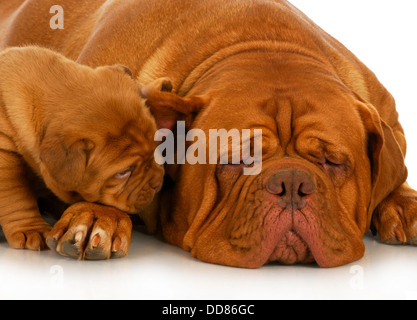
[0,46,164,251]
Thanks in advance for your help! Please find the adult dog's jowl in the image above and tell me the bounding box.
[0,0,416,268]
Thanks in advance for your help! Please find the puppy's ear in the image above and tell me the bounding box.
[357,103,408,223]
[140,78,207,130]
[40,133,95,191]
[107,64,134,78]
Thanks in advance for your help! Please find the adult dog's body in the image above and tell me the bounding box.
[1,0,415,267]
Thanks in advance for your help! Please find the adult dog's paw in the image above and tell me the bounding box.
[46,202,132,260]
[373,184,417,245]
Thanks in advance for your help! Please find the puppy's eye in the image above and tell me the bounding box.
[115,167,134,180]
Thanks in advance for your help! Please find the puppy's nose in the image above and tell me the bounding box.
[266,169,315,210]
[149,173,163,191]
[150,179,162,190]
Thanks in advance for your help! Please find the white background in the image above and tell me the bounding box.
[0,0,417,300]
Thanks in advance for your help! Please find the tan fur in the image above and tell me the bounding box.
[0,47,164,253]
[0,0,415,266]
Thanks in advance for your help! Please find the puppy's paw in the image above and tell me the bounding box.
[3,218,52,251]
[372,184,417,245]
[46,202,132,260]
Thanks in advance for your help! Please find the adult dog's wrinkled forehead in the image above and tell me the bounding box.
[192,52,367,150]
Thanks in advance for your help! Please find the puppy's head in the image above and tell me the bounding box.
[39,65,169,217]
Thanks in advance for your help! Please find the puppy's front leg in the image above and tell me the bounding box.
[0,150,51,250]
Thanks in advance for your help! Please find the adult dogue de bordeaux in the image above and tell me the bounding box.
[0,0,416,268]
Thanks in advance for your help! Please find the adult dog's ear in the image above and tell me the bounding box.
[357,103,408,226]
[40,131,95,191]
[140,78,208,130]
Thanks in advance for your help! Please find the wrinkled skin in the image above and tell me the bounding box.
[161,53,406,268]
[0,0,414,266]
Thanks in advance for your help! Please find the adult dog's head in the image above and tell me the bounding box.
[39,63,165,214]
[146,52,407,268]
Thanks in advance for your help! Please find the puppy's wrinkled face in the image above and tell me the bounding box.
[40,65,164,214]
[78,118,164,214]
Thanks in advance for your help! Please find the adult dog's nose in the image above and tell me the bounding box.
[266,169,315,210]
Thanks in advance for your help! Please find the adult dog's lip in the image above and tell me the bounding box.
[269,230,314,265]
